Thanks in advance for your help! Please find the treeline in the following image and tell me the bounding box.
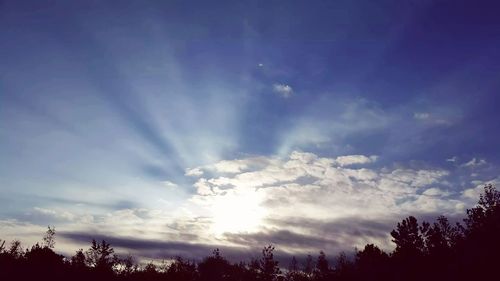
[1,184,499,281]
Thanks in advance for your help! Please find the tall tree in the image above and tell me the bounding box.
[259,245,281,281]
[391,216,425,258]
[85,239,117,273]
[198,248,232,281]
[421,216,462,256]
[166,257,198,281]
[355,244,389,280]
[42,226,56,249]
[313,251,331,281]
[71,249,87,270]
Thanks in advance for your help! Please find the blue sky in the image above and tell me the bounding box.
[1,0,500,261]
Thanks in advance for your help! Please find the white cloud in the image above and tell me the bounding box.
[461,158,487,168]
[162,180,178,188]
[193,178,213,196]
[212,159,250,174]
[462,177,500,201]
[32,207,76,221]
[334,155,378,166]
[383,169,449,188]
[0,219,47,248]
[446,156,457,162]
[413,112,454,126]
[422,187,450,197]
[273,83,293,98]
[185,167,204,177]
[184,151,459,244]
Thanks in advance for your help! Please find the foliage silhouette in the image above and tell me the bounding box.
[0,184,499,281]
[259,245,281,281]
[42,226,56,249]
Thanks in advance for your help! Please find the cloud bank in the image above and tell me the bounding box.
[1,151,491,262]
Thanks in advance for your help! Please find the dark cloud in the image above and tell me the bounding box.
[223,229,339,251]
[266,216,394,239]
[60,231,254,261]
[60,231,311,264]
[28,195,138,211]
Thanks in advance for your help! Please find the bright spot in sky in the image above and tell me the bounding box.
[210,189,265,236]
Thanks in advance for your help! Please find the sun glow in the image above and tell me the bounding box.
[210,188,266,235]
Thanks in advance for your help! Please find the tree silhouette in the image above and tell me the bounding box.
[166,256,197,281]
[8,239,24,259]
[355,244,389,280]
[312,251,331,281]
[302,254,314,278]
[24,243,65,276]
[259,245,281,281]
[459,184,500,279]
[390,216,427,280]
[333,252,353,280]
[421,215,462,258]
[118,254,137,277]
[71,248,87,270]
[286,256,309,281]
[0,239,6,252]
[464,184,500,234]
[85,239,117,275]
[198,248,234,281]
[42,226,56,249]
[390,216,425,258]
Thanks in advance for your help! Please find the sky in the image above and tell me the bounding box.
[1,0,500,263]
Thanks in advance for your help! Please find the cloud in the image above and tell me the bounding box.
[414,112,430,120]
[177,151,468,255]
[412,110,456,126]
[461,158,487,168]
[382,169,449,188]
[185,167,204,177]
[277,98,389,155]
[212,159,251,174]
[32,207,77,221]
[446,156,457,162]
[334,155,378,166]
[60,231,255,262]
[261,217,396,253]
[223,229,340,254]
[16,207,94,225]
[3,151,488,262]
[162,181,178,188]
[193,178,213,195]
[422,187,451,197]
[461,177,500,201]
[273,83,293,98]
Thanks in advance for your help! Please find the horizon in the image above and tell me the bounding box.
[1,0,500,263]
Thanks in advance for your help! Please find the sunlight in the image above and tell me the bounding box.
[210,188,266,235]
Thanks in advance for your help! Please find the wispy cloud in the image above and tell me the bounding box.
[413,111,455,126]
[413,112,430,120]
[446,156,458,162]
[461,158,487,168]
